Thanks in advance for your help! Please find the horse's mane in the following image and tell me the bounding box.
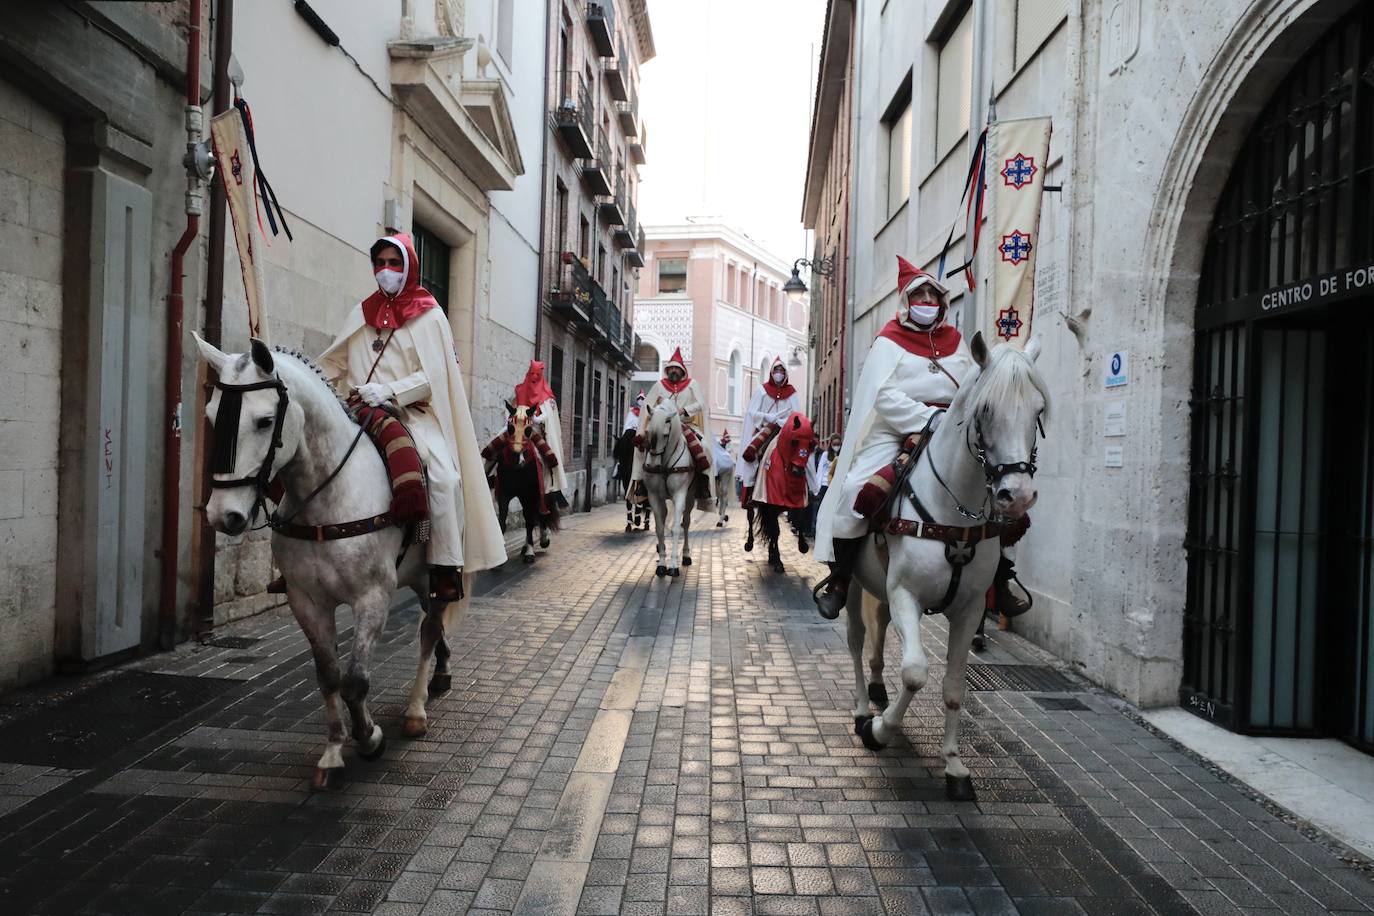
[961,345,1051,423]
[269,346,347,409]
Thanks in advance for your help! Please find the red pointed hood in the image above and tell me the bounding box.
[514,360,556,407]
[896,255,949,300]
[362,233,441,330]
[661,347,691,394]
[762,355,795,400]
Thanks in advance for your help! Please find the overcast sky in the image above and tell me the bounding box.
[637,0,827,264]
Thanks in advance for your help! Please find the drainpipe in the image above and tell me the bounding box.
[533,1,553,357]
[192,0,234,639]
[159,0,205,649]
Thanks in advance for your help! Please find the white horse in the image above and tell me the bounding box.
[844,334,1047,801]
[194,336,458,789]
[640,400,695,577]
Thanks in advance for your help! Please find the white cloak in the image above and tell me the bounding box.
[319,305,507,573]
[532,398,569,496]
[814,331,975,562]
[633,378,715,500]
[738,385,801,487]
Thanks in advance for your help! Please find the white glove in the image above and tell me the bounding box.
[355,382,393,407]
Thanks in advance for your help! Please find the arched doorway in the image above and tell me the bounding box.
[1184,2,1374,751]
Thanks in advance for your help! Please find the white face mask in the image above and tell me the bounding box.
[771,370,786,384]
[908,304,940,326]
[375,268,405,296]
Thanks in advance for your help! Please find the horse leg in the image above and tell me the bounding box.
[626,497,634,532]
[430,631,452,694]
[861,582,928,751]
[666,488,682,576]
[653,492,668,577]
[940,601,985,801]
[522,512,536,564]
[865,601,890,710]
[744,503,755,552]
[403,597,445,738]
[341,590,389,761]
[292,598,346,789]
[764,508,783,573]
[845,602,871,724]
[680,496,693,567]
[539,520,550,550]
[497,492,509,534]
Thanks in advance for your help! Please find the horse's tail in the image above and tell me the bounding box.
[544,501,561,532]
[752,503,779,545]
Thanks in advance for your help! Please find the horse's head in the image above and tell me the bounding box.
[777,413,818,477]
[643,400,681,458]
[953,333,1048,520]
[194,333,304,536]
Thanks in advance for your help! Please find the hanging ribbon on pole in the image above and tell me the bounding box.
[936,126,988,291]
[209,95,291,341]
[983,116,1052,349]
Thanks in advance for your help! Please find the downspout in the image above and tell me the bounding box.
[533,0,553,357]
[193,0,234,639]
[159,0,205,649]
[842,0,865,420]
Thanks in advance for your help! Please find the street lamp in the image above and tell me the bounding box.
[786,345,805,369]
[783,254,836,303]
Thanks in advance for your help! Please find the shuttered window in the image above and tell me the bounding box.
[1015,0,1068,69]
[935,11,973,160]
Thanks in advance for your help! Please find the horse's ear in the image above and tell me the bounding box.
[192,331,228,373]
[250,338,275,375]
[1024,337,1042,363]
[792,415,801,430]
[970,331,990,368]
[505,400,516,416]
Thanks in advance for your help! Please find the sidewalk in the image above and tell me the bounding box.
[0,505,1368,914]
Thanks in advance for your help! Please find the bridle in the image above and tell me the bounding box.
[920,409,1041,523]
[643,401,691,475]
[209,377,291,526]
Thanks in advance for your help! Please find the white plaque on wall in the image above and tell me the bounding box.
[1104,402,1126,437]
[1104,446,1124,468]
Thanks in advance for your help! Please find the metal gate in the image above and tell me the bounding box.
[1184,3,1374,747]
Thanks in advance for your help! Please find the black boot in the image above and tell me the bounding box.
[430,566,465,604]
[813,537,863,620]
[994,555,1032,617]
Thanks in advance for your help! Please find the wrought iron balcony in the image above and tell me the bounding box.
[553,71,594,159]
[587,1,615,57]
[550,254,594,324]
[604,38,628,101]
[580,131,613,197]
[616,90,638,136]
[628,122,646,165]
[626,226,645,268]
[601,172,627,227]
[613,202,635,248]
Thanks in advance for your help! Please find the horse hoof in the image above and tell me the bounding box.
[717,520,724,527]
[854,715,872,734]
[744,538,754,553]
[358,731,387,761]
[656,565,667,578]
[858,717,886,751]
[428,673,452,695]
[682,556,692,567]
[522,553,535,564]
[626,523,633,532]
[972,635,986,652]
[724,515,729,523]
[540,537,550,549]
[668,568,680,577]
[402,716,429,738]
[868,682,890,710]
[312,767,345,791]
[945,774,978,802]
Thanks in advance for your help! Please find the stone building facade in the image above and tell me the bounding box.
[822,0,1374,753]
[537,0,654,510]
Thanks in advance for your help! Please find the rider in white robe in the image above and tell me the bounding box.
[318,234,506,601]
[514,360,569,506]
[738,357,801,491]
[813,257,973,618]
[633,347,715,506]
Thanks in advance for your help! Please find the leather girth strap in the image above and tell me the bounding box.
[270,512,398,541]
[884,503,1003,617]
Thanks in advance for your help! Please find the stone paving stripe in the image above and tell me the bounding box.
[510,859,589,916]
[573,710,634,773]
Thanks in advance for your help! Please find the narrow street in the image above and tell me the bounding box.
[0,506,1369,915]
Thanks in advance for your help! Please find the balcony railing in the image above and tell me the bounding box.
[616,87,638,136]
[626,226,645,268]
[581,131,613,197]
[587,1,615,57]
[602,172,627,227]
[613,200,635,247]
[551,254,595,323]
[553,71,594,159]
[628,121,646,165]
[604,38,628,101]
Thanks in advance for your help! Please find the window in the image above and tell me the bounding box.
[550,346,564,404]
[573,359,586,457]
[725,263,736,304]
[728,351,741,414]
[591,370,602,457]
[658,257,687,294]
[555,180,569,255]
[578,215,590,260]
[412,223,451,311]
[882,78,913,219]
[597,244,606,283]
[1015,0,1068,69]
[496,0,514,66]
[936,11,973,160]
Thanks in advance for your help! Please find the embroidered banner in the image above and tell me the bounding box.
[210,108,269,341]
[985,116,1052,349]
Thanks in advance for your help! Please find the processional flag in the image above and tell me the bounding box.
[984,116,1052,349]
[210,98,292,342]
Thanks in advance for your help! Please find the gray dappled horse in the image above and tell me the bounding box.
[640,400,695,576]
[195,336,458,789]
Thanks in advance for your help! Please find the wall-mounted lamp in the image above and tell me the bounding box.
[783,254,836,303]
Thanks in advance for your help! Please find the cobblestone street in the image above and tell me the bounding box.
[0,506,1370,915]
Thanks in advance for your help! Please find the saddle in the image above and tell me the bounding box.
[350,404,428,524]
[741,422,778,462]
[852,418,938,522]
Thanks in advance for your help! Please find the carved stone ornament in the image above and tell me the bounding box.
[437,0,465,38]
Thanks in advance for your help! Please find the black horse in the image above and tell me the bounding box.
[613,427,649,532]
[747,414,817,574]
[484,404,560,563]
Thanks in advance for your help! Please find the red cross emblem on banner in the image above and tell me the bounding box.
[230,150,244,185]
[1001,154,1037,189]
[996,307,1024,340]
[999,230,1033,265]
